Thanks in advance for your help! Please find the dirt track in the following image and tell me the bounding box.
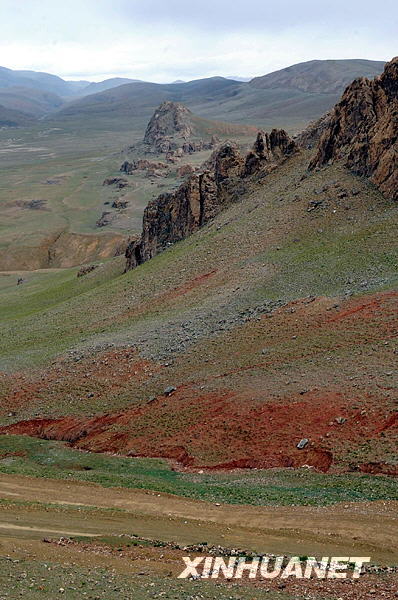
[0,473,397,565]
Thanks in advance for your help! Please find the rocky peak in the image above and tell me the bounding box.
[142,102,220,155]
[309,57,398,200]
[144,101,194,148]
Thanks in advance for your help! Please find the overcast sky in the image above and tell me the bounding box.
[1,0,397,82]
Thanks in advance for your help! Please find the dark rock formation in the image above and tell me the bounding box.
[177,164,196,177]
[310,57,398,200]
[244,129,297,176]
[102,176,128,188]
[112,199,128,209]
[125,142,244,269]
[77,264,98,277]
[120,159,167,174]
[96,212,113,227]
[144,101,194,148]
[125,129,296,271]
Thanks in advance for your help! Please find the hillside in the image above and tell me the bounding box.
[0,86,64,117]
[0,66,80,97]
[0,57,398,599]
[79,77,141,95]
[250,59,386,92]
[1,60,397,473]
[0,67,142,119]
[0,103,35,127]
[50,60,385,133]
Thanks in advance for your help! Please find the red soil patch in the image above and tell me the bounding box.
[1,290,397,473]
[166,269,218,299]
[1,387,395,473]
[0,348,159,417]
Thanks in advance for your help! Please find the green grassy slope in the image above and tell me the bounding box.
[1,151,397,370]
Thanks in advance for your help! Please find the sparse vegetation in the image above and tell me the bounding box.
[0,436,396,506]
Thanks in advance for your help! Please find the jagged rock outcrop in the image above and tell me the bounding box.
[143,101,220,154]
[120,159,167,174]
[102,176,128,188]
[125,142,244,269]
[125,129,297,271]
[310,57,398,200]
[244,129,297,176]
[177,164,196,177]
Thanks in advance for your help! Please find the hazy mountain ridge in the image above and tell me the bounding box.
[48,60,386,133]
[250,59,386,92]
[0,60,387,128]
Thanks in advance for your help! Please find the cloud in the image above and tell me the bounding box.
[0,0,396,81]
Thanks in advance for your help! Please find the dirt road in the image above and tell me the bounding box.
[0,473,397,564]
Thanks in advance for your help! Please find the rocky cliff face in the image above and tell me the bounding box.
[310,57,398,200]
[125,142,244,269]
[125,130,296,271]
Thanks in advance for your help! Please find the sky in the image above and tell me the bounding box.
[0,0,397,83]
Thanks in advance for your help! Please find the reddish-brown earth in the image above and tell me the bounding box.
[0,385,394,472]
[1,291,397,473]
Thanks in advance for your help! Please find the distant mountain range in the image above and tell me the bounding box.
[0,59,386,130]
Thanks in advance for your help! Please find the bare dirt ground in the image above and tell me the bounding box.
[0,473,397,565]
[0,473,397,599]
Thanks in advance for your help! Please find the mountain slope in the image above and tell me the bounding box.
[79,77,141,95]
[0,86,64,117]
[0,58,397,476]
[0,66,75,96]
[1,143,397,473]
[54,77,242,118]
[51,60,386,133]
[0,103,35,127]
[250,59,386,92]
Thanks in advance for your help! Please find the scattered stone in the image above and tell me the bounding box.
[307,199,323,212]
[112,199,128,209]
[297,438,309,449]
[164,386,176,396]
[102,177,128,189]
[17,198,47,210]
[77,264,98,278]
[96,212,113,227]
[335,416,347,424]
